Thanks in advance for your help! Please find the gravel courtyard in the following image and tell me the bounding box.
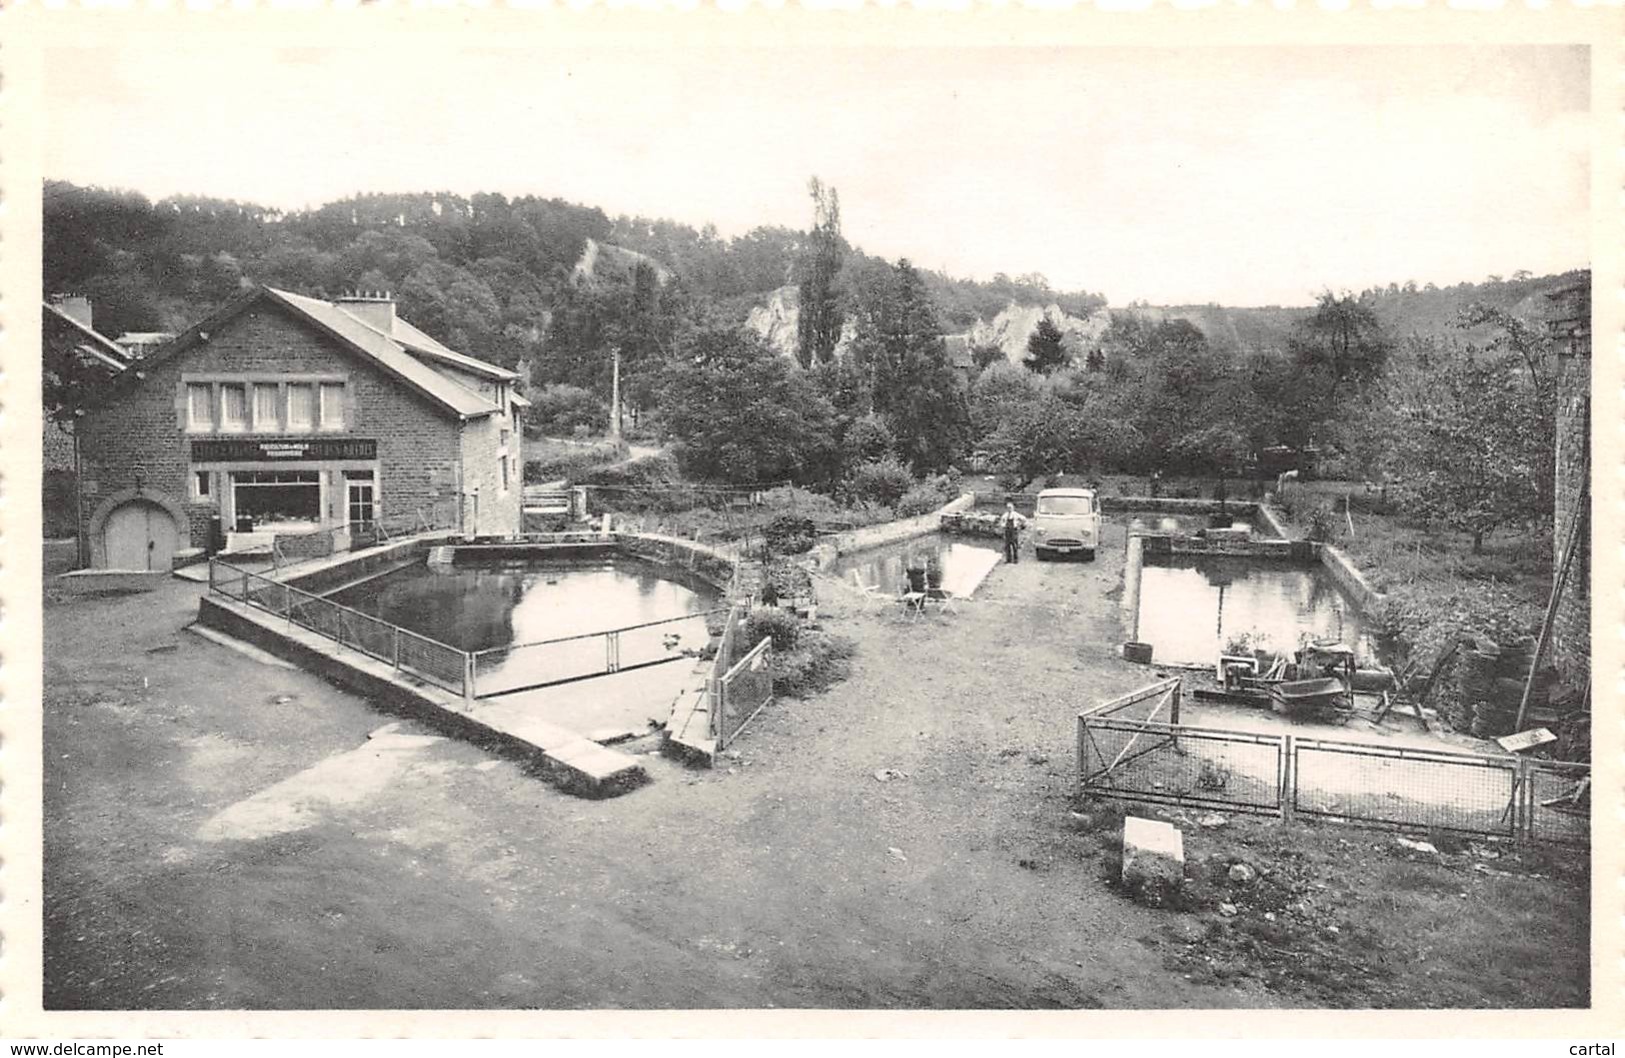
[42,521,1588,1010]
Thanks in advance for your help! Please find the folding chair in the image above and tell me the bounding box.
[849,569,884,610]
[899,587,930,622]
[930,581,964,614]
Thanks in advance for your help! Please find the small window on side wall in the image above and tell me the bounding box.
[319,382,346,430]
[194,470,212,500]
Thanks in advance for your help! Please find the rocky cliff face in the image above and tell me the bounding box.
[745,285,854,362]
[963,302,1111,365]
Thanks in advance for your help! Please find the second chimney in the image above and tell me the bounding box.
[336,291,396,335]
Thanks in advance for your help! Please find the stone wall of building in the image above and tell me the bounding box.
[78,304,463,554]
[459,413,522,536]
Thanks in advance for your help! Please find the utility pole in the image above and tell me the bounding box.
[610,347,623,440]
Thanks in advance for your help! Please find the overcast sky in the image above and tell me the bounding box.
[45,44,1589,306]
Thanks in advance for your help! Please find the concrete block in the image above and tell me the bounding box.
[1122,816,1185,905]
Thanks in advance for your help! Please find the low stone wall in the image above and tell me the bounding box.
[1255,503,1294,539]
[283,537,443,595]
[1137,534,1315,561]
[615,532,738,592]
[198,595,647,797]
[1102,496,1262,517]
[55,569,169,593]
[1319,543,1386,612]
[807,493,976,571]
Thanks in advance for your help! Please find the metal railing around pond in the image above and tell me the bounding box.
[470,608,729,699]
[209,558,471,698]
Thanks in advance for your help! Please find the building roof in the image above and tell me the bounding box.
[44,301,133,373]
[387,316,519,382]
[135,285,509,420]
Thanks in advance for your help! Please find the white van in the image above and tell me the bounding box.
[1032,487,1101,561]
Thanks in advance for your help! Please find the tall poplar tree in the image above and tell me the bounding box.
[796,177,845,369]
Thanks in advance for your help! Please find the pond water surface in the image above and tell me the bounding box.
[1135,555,1371,668]
[831,533,1003,597]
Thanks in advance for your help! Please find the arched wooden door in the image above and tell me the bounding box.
[103,501,178,571]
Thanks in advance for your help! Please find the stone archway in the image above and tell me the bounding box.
[87,488,189,570]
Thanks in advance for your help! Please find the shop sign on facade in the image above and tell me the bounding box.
[191,438,378,462]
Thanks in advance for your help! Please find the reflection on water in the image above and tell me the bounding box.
[831,534,1002,596]
[330,558,720,653]
[1136,557,1370,667]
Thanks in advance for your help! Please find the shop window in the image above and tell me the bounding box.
[220,384,248,432]
[187,383,214,431]
[319,382,346,430]
[232,470,322,529]
[287,384,315,430]
[253,384,281,432]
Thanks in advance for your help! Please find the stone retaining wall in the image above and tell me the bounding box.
[807,493,976,571]
[1318,543,1386,613]
[1101,497,1262,516]
[614,532,738,592]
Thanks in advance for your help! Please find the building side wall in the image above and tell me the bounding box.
[459,413,521,535]
[78,305,462,557]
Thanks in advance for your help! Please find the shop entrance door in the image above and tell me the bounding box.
[346,478,376,532]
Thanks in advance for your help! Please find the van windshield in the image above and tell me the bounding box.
[1037,495,1094,516]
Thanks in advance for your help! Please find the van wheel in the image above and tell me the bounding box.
[1035,548,1050,562]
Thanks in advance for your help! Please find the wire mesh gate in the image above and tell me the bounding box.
[713,637,773,749]
[1078,716,1287,815]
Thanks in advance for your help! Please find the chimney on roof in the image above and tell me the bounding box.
[49,293,94,330]
[336,290,396,335]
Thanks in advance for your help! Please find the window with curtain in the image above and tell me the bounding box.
[187,383,214,431]
[253,384,281,431]
[319,383,346,430]
[219,384,248,432]
[287,384,315,430]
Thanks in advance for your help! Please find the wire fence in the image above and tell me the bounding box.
[1077,679,1590,844]
[1291,738,1519,838]
[1518,758,1591,846]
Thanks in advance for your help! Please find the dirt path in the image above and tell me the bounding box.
[41,524,1585,1009]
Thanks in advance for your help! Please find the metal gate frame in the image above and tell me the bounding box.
[1078,715,1287,816]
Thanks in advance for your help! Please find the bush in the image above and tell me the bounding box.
[1305,504,1341,543]
[527,384,608,435]
[745,607,800,652]
[896,484,946,518]
[848,455,914,508]
[577,453,689,513]
[764,515,817,556]
[524,438,628,483]
[772,629,857,698]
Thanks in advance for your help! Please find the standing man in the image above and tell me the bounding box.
[999,502,1026,564]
